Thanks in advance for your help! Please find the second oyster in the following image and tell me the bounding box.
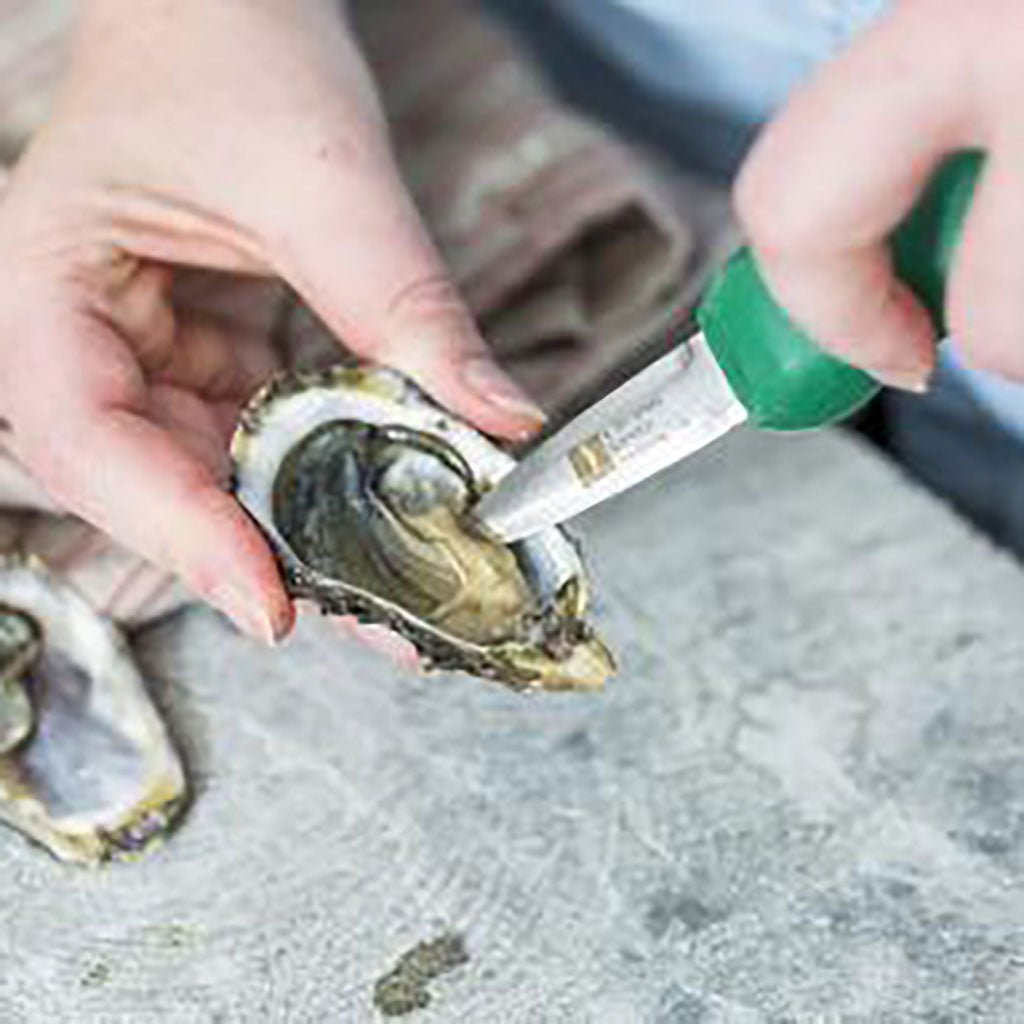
[0,558,186,864]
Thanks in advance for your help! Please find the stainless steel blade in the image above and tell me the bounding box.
[474,331,748,541]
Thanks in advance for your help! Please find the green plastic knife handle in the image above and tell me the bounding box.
[696,150,984,431]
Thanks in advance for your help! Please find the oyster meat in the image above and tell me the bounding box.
[232,367,615,691]
[0,558,186,864]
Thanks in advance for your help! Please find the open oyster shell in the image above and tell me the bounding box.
[231,367,615,691]
[0,558,186,864]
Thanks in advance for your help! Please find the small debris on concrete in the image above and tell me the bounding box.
[373,932,469,1017]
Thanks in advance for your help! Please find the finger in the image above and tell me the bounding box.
[734,4,974,390]
[267,129,546,439]
[946,143,1024,379]
[24,402,292,644]
[145,384,232,482]
[90,186,274,277]
[0,437,61,512]
[208,398,252,449]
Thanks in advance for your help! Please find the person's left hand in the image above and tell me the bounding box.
[0,0,543,648]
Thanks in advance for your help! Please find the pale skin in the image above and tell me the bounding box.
[736,0,1023,391]
[0,0,1014,647]
[0,0,544,645]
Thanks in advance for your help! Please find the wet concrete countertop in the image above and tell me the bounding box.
[1,426,1023,1022]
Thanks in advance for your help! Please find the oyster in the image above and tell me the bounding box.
[0,558,186,864]
[231,367,615,691]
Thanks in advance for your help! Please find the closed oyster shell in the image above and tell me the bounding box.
[231,367,615,691]
[0,558,186,864]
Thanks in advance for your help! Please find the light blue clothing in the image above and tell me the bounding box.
[558,0,883,121]
[942,349,1024,446]
[554,0,1024,446]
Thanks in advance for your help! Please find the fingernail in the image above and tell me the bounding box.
[209,582,280,646]
[462,358,546,424]
[872,367,931,394]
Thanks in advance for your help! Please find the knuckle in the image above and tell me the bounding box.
[377,272,478,361]
[386,272,467,326]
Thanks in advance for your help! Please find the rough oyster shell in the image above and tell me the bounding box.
[0,558,186,864]
[231,367,615,691]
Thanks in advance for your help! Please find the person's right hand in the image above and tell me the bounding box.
[735,0,1024,393]
[0,0,544,644]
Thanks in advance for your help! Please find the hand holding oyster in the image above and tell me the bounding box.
[231,367,615,691]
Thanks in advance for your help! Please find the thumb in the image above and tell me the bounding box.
[268,133,545,440]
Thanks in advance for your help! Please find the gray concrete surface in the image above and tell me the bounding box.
[2,427,1024,1022]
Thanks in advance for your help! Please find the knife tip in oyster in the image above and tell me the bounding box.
[232,367,615,691]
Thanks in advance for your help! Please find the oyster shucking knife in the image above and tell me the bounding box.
[475,151,982,542]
